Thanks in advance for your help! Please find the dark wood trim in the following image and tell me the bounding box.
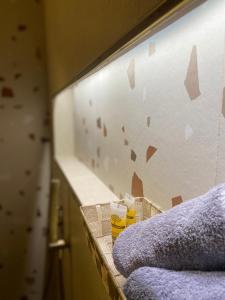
[51,0,205,99]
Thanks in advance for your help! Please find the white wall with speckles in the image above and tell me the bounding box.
[69,0,225,210]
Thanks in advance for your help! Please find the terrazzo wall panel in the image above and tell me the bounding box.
[0,1,50,299]
[72,0,225,210]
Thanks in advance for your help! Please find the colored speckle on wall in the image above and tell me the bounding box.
[14,73,22,80]
[28,133,36,141]
[91,159,95,169]
[127,58,135,89]
[131,149,137,161]
[97,117,102,129]
[36,209,41,217]
[18,24,27,32]
[184,45,201,100]
[20,295,28,300]
[5,210,13,216]
[171,195,183,207]
[26,226,33,233]
[103,124,107,137]
[25,170,31,176]
[131,172,144,197]
[148,43,155,56]
[97,147,100,158]
[33,86,40,93]
[19,190,25,197]
[1,87,14,97]
[40,136,50,144]
[109,184,114,192]
[147,116,151,127]
[146,145,157,162]
[11,35,17,42]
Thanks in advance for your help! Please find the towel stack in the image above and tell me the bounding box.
[112,183,225,300]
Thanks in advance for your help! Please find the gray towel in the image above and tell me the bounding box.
[113,183,225,277]
[124,267,225,300]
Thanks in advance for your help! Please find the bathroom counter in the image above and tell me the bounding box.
[54,155,125,300]
[56,155,118,206]
[55,155,161,299]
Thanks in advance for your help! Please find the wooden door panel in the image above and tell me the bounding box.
[69,192,111,300]
[48,163,111,299]
[60,179,72,300]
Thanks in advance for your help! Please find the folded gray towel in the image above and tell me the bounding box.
[124,267,225,300]
[113,183,225,277]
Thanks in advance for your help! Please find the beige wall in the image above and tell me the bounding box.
[43,0,168,95]
[0,1,50,299]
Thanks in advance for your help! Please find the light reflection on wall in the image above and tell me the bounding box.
[69,0,225,210]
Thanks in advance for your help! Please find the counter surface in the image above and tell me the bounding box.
[56,155,118,206]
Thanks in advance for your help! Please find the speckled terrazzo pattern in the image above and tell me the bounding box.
[0,1,50,299]
[72,0,225,211]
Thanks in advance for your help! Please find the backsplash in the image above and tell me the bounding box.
[0,0,50,299]
[72,0,225,210]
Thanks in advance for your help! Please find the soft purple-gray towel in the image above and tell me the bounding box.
[124,267,225,300]
[113,183,225,277]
